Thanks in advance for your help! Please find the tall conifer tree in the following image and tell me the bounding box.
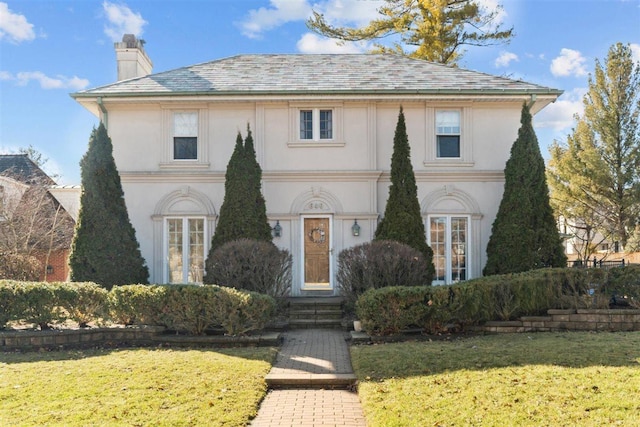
[204,126,273,283]
[375,108,434,278]
[69,123,148,288]
[484,103,566,275]
[244,125,274,242]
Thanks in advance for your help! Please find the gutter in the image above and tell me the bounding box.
[97,96,108,128]
[71,88,564,99]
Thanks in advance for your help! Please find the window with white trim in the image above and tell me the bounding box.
[299,109,333,141]
[173,112,198,160]
[436,110,460,158]
[166,217,206,283]
[428,216,468,285]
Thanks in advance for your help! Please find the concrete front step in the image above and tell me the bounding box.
[265,373,357,389]
[289,319,344,329]
[288,297,345,329]
[289,310,343,320]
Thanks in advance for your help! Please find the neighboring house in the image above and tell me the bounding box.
[558,216,632,267]
[72,35,562,295]
[0,154,78,281]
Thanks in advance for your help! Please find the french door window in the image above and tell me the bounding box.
[429,216,468,285]
[166,217,205,283]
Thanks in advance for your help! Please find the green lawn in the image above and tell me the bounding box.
[0,347,276,426]
[351,332,640,426]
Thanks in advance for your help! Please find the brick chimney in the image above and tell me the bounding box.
[114,34,153,81]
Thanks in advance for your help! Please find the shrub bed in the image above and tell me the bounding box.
[356,267,640,335]
[337,240,434,312]
[1,281,276,336]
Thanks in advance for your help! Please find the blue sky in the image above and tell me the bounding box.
[1,0,639,184]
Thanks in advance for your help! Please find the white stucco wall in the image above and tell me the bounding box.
[100,97,535,291]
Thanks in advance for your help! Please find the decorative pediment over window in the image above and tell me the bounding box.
[421,185,482,218]
[153,186,216,217]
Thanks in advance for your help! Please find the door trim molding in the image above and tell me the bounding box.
[300,214,334,291]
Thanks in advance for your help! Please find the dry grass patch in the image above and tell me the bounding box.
[0,347,276,426]
[352,332,640,426]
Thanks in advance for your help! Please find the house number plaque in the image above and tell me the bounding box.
[307,201,325,210]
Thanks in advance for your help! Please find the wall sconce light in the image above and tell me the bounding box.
[46,265,54,275]
[272,220,282,238]
[352,219,360,236]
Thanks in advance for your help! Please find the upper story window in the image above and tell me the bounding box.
[299,109,333,141]
[436,110,460,158]
[173,112,198,160]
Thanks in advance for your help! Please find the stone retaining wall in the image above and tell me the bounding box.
[471,309,640,333]
[0,326,281,352]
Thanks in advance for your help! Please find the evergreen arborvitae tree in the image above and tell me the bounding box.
[206,132,248,256]
[375,107,435,276]
[243,125,274,243]
[69,123,148,288]
[204,126,273,283]
[484,103,567,275]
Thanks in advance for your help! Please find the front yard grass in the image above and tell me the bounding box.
[351,332,640,426]
[0,347,276,426]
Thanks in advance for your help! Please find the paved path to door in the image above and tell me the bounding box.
[250,329,367,427]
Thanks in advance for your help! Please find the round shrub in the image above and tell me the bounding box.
[55,282,108,327]
[337,240,434,311]
[205,238,291,299]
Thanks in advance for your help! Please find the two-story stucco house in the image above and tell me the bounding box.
[72,35,561,295]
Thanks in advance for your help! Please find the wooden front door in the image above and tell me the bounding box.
[303,217,331,288]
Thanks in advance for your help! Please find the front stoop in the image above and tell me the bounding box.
[288,297,345,330]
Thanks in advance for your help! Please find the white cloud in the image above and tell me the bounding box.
[239,0,311,39]
[630,43,640,64]
[0,2,35,43]
[550,48,588,77]
[3,71,89,90]
[311,0,383,27]
[495,51,518,68]
[238,0,382,39]
[535,88,586,131]
[296,33,368,54]
[102,1,147,42]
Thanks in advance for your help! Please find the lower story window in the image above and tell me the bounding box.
[166,217,205,283]
[429,216,468,285]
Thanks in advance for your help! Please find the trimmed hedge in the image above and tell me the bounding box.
[1,281,276,335]
[107,284,276,336]
[356,267,640,335]
[0,281,109,330]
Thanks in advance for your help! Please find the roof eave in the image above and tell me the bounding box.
[71,88,563,98]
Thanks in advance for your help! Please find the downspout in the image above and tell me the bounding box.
[527,94,537,110]
[97,97,108,129]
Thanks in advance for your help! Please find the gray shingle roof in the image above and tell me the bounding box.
[73,54,560,97]
[0,154,56,185]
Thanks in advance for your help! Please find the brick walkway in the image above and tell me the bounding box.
[251,329,367,427]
